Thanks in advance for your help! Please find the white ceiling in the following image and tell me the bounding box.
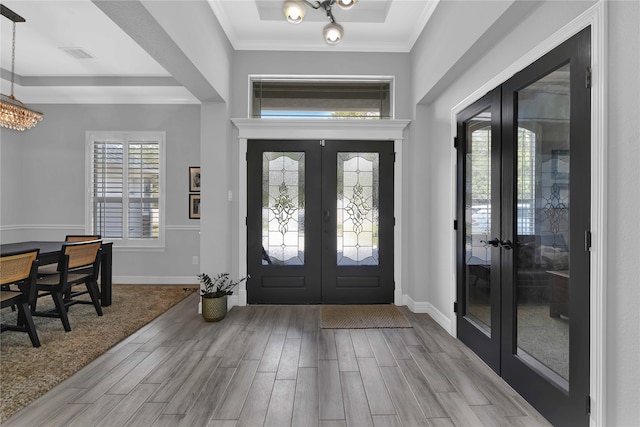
[0,0,437,104]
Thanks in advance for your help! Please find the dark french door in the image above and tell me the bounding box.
[247,139,394,304]
[456,27,591,426]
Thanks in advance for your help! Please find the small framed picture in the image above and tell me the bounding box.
[189,194,201,219]
[189,166,201,192]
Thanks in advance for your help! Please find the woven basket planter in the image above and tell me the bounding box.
[201,295,227,322]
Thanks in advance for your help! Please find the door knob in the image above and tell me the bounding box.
[500,240,513,250]
[481,238,500,247]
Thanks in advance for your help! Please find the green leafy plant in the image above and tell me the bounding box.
[198,273,250,298]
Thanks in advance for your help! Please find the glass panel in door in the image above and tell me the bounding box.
[514,64,571,385]
[262,152,305,266]
[465,108,493,334]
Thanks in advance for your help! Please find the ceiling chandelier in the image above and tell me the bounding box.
[282,0,357,45]
[0,5,43,131]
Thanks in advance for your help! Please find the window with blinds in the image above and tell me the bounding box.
[87,132,165,247]
[251,78,392,119]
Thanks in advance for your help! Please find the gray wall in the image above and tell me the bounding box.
[0,104,202,283]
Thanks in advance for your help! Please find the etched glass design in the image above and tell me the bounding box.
[262,152,305,265]
[337,152,379,266]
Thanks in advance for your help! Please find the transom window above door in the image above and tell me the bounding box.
[250,77,393,119]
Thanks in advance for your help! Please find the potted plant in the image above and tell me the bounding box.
[198,273,249,322]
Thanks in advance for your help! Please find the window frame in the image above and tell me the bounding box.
[85,131,166,249]
[248,75,395,120]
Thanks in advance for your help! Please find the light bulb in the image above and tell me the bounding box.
[283,0,306,24]
[323,22,343,45]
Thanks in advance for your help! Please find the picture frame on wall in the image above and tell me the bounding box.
[189,166,201,192]
[189,194,201,219]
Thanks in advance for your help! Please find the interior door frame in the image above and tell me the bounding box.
[449,3,606,424]
[232,119,410,307]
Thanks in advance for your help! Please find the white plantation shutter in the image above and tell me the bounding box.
[88,132,165,247]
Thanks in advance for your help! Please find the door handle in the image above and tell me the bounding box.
[324,210,330,221]
[480,238,500,247]
[500,240,513,250]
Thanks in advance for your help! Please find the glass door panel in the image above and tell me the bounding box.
[337,152,380,266]
[515,64,571,385]
[465,108,493,333]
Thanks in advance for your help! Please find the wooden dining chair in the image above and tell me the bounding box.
[38,234,102,276]
[1,249,41,347]
[32,240,103,331]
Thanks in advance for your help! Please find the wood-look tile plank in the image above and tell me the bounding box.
[38,403,89,427]
[335,331,359,372]
[72,350,152,404]
[151,414,186,426]
[205,323,244,358]
[147,350,206,403]
[435,392,485,426]
[108,346,176,395]
[318,359,345,420]
[397,328,422,346]
[211,359,260,420]
[272,305,294,334]
[357,357,396,415]
[258,331,286,372]
[319,329,338,360]
[66,394,125,427]
[286,306,306,338]
[236,372,276,426]
[430,352,490,406]
[379,366,428,426]
[264,379,296,427]
[320,421,347,427]
[366,330,397,367]
[299,330,319,368]
[407,345,455,393]
[292,367,319,427]
[340,371,374,427]
[381,329,412,360]
[176,367,236,427]
[66,343,142,389]
[243,326,271,360]
[1,387,85,427]
[277,337,301,380]
[207,420,237,427]
[95,383,159,427]
[396,358,448,418]
[471,404,514,427]
[507,415,553,427]
[219,330,251,367]
[349,329,375,358]
[162,356,221,415]
[143,340,198,384]
[372,414,402,427]
[124,402,165,427]
[410,322,445,353]
[303,305,320,331]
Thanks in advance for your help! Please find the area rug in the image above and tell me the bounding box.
[321,304,412,329]
[0,284,197,422]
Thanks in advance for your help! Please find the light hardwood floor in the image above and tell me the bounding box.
[4,293,552,426]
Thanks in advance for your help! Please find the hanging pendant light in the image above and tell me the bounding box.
[1,5,43,131]
[282,0,355,45]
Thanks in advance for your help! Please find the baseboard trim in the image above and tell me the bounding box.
[403,294,452,335]
[113,276,199,285]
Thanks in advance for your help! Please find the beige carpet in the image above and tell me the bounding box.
[0,284,197,422]
[321,304,412,329]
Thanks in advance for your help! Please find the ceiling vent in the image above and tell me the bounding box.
[60,47,94,59]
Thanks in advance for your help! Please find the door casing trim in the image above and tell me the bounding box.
[232,119,410,306]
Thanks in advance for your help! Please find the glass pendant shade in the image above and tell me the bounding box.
[0,95,43,131]
[336,0,357,10]
[283,0,306,24]
[323,22,343,44]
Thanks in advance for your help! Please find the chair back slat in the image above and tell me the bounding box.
[64,241,102,270]
[1,250,38,285]
[65,235,101,243]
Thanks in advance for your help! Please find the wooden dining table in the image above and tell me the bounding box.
[0,240,113,306]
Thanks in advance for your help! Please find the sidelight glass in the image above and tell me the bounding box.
[464,109,493,333]
[337,152,379,266]
[262,152,305,265]
[515,64,571,384]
